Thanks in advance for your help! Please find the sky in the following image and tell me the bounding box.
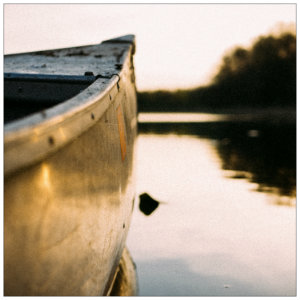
[3,3,296,91]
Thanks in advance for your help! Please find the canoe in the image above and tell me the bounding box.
[4,35,137,296]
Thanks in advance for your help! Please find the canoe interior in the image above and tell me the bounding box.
[4,34,135,126]
[4,73,95,124]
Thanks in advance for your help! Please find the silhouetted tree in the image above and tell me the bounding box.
[137,31,296,111]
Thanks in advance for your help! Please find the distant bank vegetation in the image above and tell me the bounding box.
[138,31,296,112]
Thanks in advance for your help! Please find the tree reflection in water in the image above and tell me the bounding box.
[138,117,296,206]
[215,122,296,201]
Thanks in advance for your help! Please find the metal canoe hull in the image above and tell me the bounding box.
[4,35,137,296]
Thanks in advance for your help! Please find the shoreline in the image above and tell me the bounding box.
[137,107,296,124]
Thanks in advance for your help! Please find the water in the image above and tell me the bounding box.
[126,113,296,296]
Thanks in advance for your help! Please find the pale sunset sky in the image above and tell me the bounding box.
[4,2,296,91]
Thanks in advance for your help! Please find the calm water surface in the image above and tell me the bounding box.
[126,113,296,296]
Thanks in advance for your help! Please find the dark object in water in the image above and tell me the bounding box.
[139,193,160,216]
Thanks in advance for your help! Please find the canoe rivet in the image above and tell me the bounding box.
[91,113,95,120]
[123,223,125,229]
[115,64,122,70]
[48,136,55,146]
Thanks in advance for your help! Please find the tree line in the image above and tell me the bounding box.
[137,31,296,112]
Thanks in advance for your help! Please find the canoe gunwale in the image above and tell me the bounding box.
[4,39,135,176]
[4,76,117,176]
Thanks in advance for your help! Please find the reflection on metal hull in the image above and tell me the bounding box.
[108,247,138,296]
[4,35,137,296]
